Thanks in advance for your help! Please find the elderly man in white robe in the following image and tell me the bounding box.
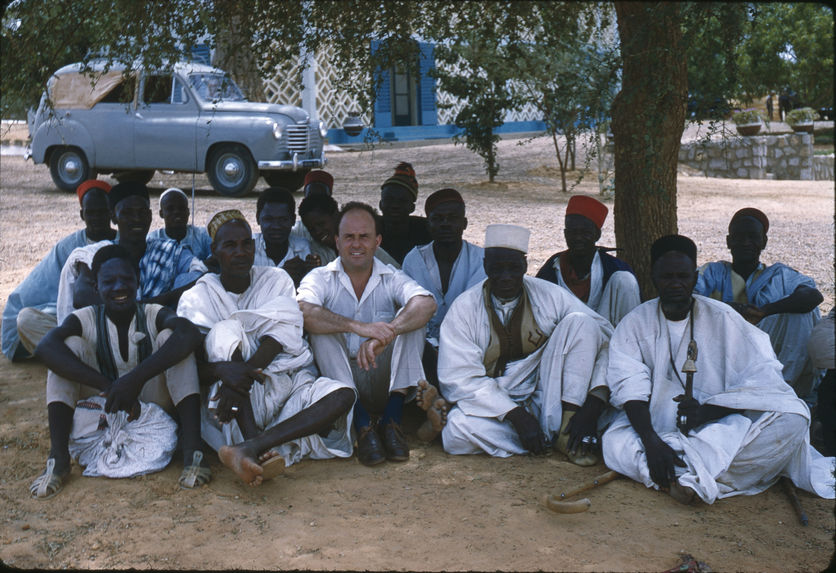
[402,188,486,388]
[297,202,437,467]
[694,207,824,400]
[536,195,640,326]
[177,210,356,486]
[603,235,835,505]
[437,224,614,466]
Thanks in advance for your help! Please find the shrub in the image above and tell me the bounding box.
[786,107,820,126]
[731,109,764,125]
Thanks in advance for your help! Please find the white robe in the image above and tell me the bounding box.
[551,251,640,326]
[177,266,354,465]
[603,295,835,502]
[402,240,487,344]
[438,276,613,456]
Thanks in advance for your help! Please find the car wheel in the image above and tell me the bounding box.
[114,170,155,185]
[49,147,97,192]
[262,170,308,192]
[207,144,258,197]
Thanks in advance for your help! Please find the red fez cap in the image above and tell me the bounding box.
[566,195,608,229]
[76,179,112,205]
[304,170,334,191]
[729,207,769,234]
[425,188,464,215]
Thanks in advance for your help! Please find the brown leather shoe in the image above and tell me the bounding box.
[357,424,386,466]
[382,420,410,462]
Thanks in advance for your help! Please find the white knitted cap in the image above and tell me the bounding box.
[484,224,529,253]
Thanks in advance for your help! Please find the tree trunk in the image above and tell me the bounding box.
[212,3,265,101]
[612,2,688,299]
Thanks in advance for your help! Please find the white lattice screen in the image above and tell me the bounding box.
[262,55,303,108]
[260,44,540,129]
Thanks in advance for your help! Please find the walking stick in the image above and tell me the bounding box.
[782,477,809,526]
[545,470,620,514]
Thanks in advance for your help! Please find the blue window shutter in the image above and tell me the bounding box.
[191,44,211,66]
[418,42,437,126]
[371,39,392,128]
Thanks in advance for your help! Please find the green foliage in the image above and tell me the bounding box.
[786,107,820,125]
[731,109,764,125]
[428,3,534,182]
[735,4,833,108]
[1,0,210,119]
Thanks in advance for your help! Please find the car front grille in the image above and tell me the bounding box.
[286,125,310,153]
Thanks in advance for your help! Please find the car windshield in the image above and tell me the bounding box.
[188,73,245,102]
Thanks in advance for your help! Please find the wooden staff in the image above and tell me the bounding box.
[783,477,809,526]
[545,470,620,514]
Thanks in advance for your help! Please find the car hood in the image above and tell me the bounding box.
[202,101,311,123]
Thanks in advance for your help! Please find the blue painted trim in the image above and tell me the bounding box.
[327,120,547,144]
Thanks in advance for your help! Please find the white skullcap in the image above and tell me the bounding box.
[484,224,529,254]
[159,187,188,208]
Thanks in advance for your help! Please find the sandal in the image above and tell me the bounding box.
[179,450,212,489]
[30,458,68,499]
[260,452,285,481]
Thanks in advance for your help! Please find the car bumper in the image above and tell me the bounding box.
[258,151,327,171]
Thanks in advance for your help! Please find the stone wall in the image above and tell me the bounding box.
[678,133,815,180]
[813,155,834,180]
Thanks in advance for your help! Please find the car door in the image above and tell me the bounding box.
[84,74,137,169]
[133,72,200,170]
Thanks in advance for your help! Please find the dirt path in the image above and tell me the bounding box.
[1,138,834,571]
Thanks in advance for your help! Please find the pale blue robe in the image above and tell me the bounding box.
[402,240,487,344]
[2,229,90,359]
[695,261,822,398]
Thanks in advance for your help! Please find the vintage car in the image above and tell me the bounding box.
[26,60,327,196]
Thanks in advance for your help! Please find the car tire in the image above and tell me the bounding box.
[49,147,97,192]
[114,170,155,185]
[262,170,308,192]
[206,144,258,197]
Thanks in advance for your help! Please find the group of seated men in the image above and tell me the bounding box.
[3,164,832,505]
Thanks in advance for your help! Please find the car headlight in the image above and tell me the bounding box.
[318,120,328,138]
[272,122,283,140]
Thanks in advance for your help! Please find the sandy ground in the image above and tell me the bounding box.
[0,135,834,571]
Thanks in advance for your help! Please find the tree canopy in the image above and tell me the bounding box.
[2,1,832,294]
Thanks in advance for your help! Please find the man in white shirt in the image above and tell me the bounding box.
[297,202,436,466]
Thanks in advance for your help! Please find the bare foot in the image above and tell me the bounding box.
[417,397,448,442]
[219,445,264,486]
[416,379,439,412]
[258,449,286,481]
